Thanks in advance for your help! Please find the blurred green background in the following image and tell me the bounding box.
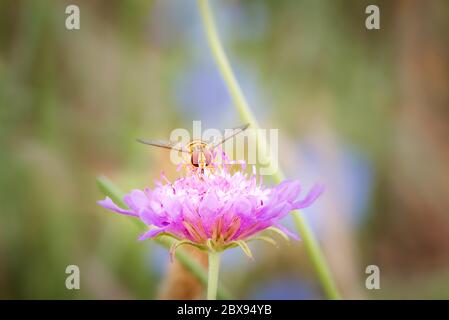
[1,0,449,299]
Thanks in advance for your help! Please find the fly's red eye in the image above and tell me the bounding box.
[191,152,199,167]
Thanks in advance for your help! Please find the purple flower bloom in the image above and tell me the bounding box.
[98,166,323,258]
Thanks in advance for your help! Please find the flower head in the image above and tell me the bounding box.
[98,163,323,259]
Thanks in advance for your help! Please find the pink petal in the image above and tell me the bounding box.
[138,227,167,241]
[123,189,150,212]
[293,184,324,209]
[97,197,138,217]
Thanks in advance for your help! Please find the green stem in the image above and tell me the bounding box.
[197,0,260,128]
[96,175,232,300]
[207,250,221,300]
[196,0,341,299]
[291,211,340,299]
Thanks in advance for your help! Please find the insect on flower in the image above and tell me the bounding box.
[136,123,249,175]
[98,146,324,259]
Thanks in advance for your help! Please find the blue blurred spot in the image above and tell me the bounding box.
[249,276,320,300]
[147,242,169,277]
[282,141,374,237]
[148,0,268,48]
[172,59,270,129]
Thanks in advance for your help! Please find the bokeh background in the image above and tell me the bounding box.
[1,0,449,299]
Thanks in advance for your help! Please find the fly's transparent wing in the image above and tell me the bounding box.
[136,138,190,153]
[212,123,250,148]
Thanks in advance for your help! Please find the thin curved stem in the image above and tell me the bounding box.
[207,250,221,300]
[197,0,260,128]
[196,0,341,299]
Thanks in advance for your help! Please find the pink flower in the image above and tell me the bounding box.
[98,166,323,258]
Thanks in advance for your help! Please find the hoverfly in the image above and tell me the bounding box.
[136,123,249,174]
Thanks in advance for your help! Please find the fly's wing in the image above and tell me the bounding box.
[136,138,190,153]
[212,123,250,148]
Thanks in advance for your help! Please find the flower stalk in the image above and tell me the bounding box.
[207,250,221,300]
[196,0,341,299]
